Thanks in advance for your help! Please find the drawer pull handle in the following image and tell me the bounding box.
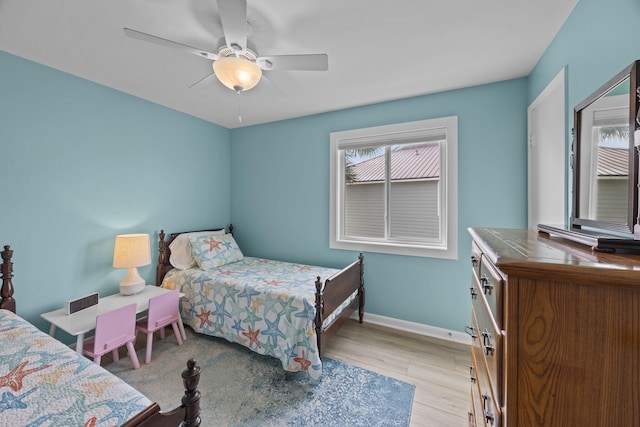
[481,330,495,356]
[471,255,479,268]
[468,411,475,426]
[484,344,495,356]
[464,325,478,339]
[469,365,476,383]
[482,394,495,425]
[480,275,494,295]
[469,286,478,300]
[485,411,495,426]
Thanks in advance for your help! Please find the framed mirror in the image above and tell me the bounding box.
[538,60,640,251]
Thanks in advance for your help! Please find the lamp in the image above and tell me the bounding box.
[113,234,151,296]
[213,56,262,92]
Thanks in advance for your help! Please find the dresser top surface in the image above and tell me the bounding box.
[469,228,640,284]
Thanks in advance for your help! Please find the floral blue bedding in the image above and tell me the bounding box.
[0,309,152,426]
[161,257,341,383]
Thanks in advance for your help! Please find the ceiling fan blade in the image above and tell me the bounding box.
[216,0,248,52]
[123,28,218,61]
[257,54,328,71]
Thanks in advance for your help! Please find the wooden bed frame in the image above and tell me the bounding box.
[156,225,365,357]
[0,245,202,427]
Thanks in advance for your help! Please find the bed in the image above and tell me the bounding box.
[0,245,202,427]
[156,226,364,383]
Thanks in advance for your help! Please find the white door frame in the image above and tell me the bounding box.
[527,67,567,229]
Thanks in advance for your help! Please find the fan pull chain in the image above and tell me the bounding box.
[236,89,242,123]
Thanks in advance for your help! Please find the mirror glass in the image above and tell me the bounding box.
[576,78,630,224]
[572,61,639,236]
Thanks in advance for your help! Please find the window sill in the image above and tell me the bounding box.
[330,238,458,259]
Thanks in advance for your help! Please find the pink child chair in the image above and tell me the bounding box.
[135,289,183,364]
[83,303,140,369]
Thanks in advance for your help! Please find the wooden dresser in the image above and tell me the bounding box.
[467,228,640,427]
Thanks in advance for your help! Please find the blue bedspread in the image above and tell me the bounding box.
[161,257,340,383]
[0,309,152,426]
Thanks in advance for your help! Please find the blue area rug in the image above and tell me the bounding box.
[106,328,415,426]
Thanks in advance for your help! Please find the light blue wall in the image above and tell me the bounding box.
[231,0,640,332]
[527,0,640,235]
[529,0,640,128]
[0,52,231,338]
[230,78,529,332]
[6,0,636,339]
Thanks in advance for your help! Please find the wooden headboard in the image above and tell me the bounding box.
[1,245,16,313]
[156,224,232,286]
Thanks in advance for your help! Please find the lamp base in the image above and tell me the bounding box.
[119,267,146,295]
[120,282,145,295]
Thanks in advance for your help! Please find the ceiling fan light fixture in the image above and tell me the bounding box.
[213,56,262,92]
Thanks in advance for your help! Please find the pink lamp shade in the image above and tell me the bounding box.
[113,233,151,295]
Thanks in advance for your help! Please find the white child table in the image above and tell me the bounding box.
[41,285,186,354]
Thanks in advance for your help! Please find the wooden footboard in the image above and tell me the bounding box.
[122,358,201,427]
[315,253,364,357]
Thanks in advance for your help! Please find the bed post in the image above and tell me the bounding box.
[182,358,202,427]
[1,245,15,314]
[156,230,167,286]
[358,252,364,324]
[314,276,324,356]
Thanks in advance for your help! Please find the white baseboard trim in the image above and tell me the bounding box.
[354,312,471,346]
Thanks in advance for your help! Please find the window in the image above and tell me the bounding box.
[330,116,458,259]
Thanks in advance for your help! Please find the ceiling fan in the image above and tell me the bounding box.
[123,0,328,93]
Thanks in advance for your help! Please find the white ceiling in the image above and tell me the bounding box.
[0,0,578,129]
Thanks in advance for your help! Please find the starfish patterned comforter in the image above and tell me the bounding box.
[161,257,343,383]
[0,309,153,427]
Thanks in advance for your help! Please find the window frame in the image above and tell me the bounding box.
[330,116,458,259]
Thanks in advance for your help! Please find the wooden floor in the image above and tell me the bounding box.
[103,319,470,426]
[324,320,471,427]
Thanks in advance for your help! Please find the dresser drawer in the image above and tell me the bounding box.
[478,256,504,329]
[470,326,501,427]
[476,360,501,427]
[472,329,502,412]
[471,284,503,407]
[470,375,485,427]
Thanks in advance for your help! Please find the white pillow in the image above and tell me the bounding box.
[169,230,226,269]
